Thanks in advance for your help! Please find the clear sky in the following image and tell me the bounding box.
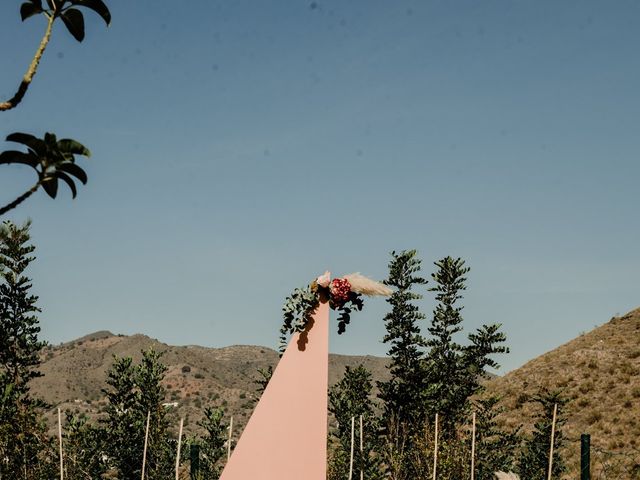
[1,0,638,373]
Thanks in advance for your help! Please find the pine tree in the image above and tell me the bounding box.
[423,257,509,438]
[137,349,173,479]
[378,250,428,429]
[328,365,382,480]
[102,349,173,480]
[0,221,53,479]
[195,406,228,479]
[472,396,520,480]
[518,389,567,480]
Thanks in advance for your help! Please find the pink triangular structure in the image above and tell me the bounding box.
[219,296,329,480]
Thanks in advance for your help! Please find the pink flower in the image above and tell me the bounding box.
[316,271,331,288]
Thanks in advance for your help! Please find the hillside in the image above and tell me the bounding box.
[483,307,640,478]
[32,331,389,438]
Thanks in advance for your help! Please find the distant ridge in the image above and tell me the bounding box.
[33,331,390,437]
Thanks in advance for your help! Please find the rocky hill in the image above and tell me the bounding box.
[31,307,640,477]
[483,307,640,478]
[32,330,389,438]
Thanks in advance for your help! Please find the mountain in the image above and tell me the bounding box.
[32,331,390,437]
[483,307,640,478]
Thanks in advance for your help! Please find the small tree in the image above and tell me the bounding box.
[472,396,520,480]
[63,412,108,480]
[378,250,428,430]
[517,389,567,480]
[194,406,228,479]
[328,365,382,480]
[102,349,173,480]
[423,257,509,438]
[0,221,53,479]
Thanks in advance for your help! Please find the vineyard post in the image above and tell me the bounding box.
[547,403,558,480]
[227,415,234,461]
[175,418,184,480]
[190,443,200,479]
[58,407,64,480]
[432,413,439,480]
[348,416,355,480]
[580,434,591,480]
[359,414,363,480]
[141,411,151,480]
[470,412,476,480]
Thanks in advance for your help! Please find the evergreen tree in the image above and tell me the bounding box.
[423,257,509,438]
[377,250,427,429]
[518,389,567,480]
[102,349,173,480]
[137,349,173,479]
[0,221,53,479]
[472,396,520,480]
[328,365,382,480]
[195,406,228,479]
[63,412,108,480]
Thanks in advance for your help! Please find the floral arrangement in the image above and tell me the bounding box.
[279,271,392,353]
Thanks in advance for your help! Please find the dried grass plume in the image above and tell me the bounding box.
[494,473,520,480]
[344,273,392,297]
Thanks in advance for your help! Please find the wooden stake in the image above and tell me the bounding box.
[471,412,476,480]
[175,418,184,480]
[141,411,151,480]
[547,404,558,480]
[359,415,364,480]
[432,413,439,480]
[58,407,64,480]
[227,415,234,461]
[348,416,355,480]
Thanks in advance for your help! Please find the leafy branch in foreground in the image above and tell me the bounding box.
[1,0,111,111]
[0,132,90,216]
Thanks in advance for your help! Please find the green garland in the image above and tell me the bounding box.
[278,282,363,354]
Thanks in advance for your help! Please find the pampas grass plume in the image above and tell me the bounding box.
[343,273,392,297]
[494,473,520,480]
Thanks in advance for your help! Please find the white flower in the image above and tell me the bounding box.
[316,271,331,288]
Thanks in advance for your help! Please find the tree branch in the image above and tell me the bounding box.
[0,13,55,112]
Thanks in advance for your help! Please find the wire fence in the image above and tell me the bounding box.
[566,435,640,479]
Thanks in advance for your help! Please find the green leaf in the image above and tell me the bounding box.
[20,2,43,21]
[57,162,87,184]
[61,8,85,42]
[56,172,77,198]
[0,151,39,168]
[72,0,110,26]
[57,138,90,157]
[41,177,59,198]
[6,132,46,154]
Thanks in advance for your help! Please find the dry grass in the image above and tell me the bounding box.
[483,307,640,479]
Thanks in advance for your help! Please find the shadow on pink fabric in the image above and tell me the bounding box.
[219,296,329,480]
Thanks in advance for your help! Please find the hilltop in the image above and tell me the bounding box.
[483,307,640,477]
[32,331,389,436]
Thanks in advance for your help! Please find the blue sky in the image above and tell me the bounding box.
[1,0,638,373]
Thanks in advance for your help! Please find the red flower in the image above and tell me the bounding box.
[330,278,351,306]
